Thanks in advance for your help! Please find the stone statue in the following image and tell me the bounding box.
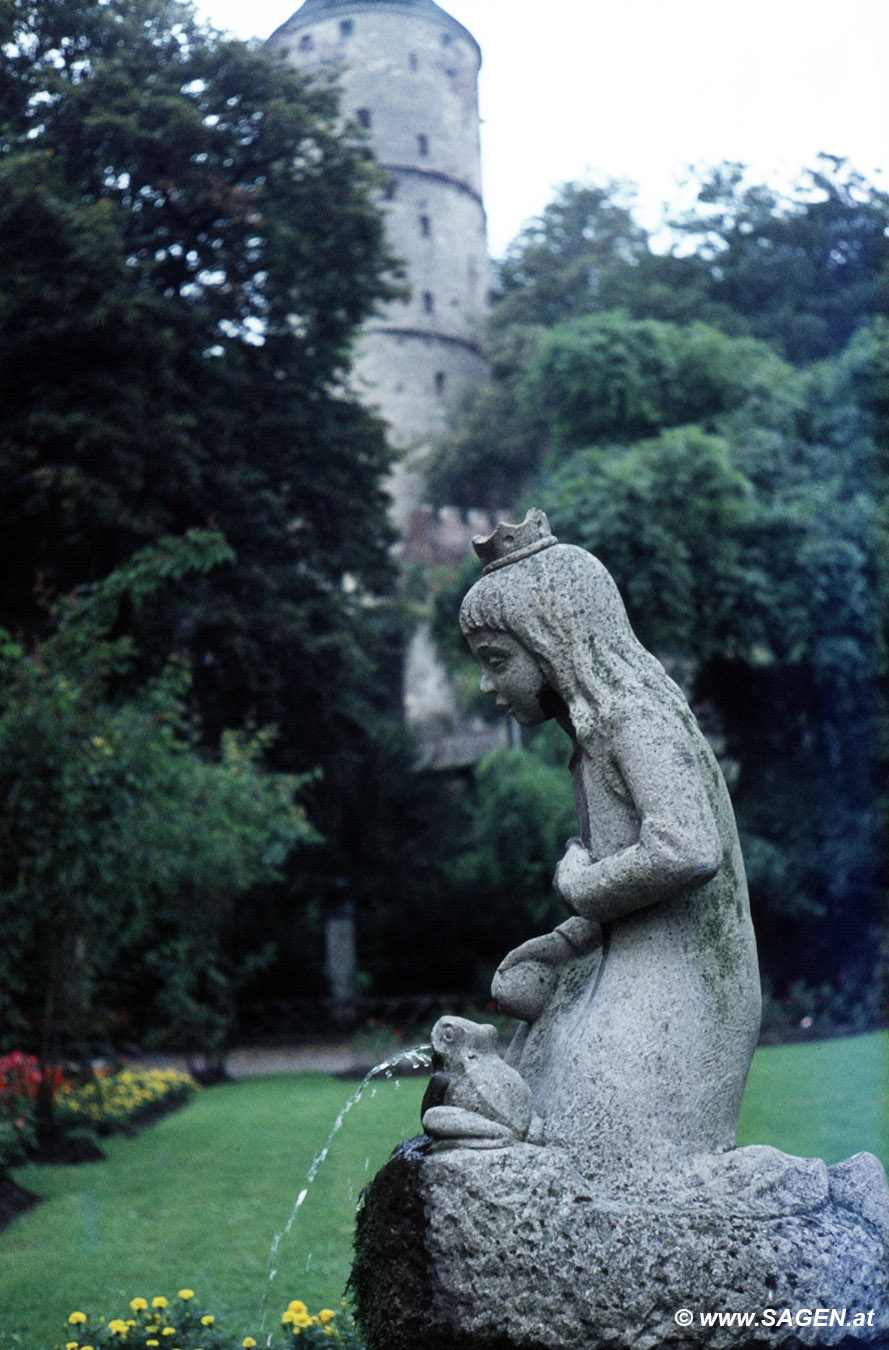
[351,512,889,1350]
[456,507,761,1174]
[420,1015,543,1148]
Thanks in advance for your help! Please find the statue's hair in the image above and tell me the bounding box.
[459,543,695,745]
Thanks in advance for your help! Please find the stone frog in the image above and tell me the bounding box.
[421,1015,543,1148]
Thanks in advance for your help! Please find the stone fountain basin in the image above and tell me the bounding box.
[352,1139,889,1350]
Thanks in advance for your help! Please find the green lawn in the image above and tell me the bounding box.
[1,1032,886,1349]
[1,1071,425,1349]
[737,1030,888,1164]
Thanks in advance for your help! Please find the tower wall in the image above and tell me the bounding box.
[268,0,489,531]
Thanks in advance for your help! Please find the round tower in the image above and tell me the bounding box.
[268,0,489,532]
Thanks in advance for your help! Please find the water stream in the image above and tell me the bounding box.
[259,1043,432,1340]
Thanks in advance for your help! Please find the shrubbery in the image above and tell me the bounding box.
[0,533,315,1083]
[0,1051,43,1168]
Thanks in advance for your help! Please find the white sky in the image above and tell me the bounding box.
[194,0,889,258]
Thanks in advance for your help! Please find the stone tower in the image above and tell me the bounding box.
[268,0,489,534]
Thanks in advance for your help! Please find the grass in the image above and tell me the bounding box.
[0,1031,886,1349]
[1,1071,425,1350]
[737,1029,888,1165]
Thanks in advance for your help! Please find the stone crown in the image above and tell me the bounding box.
[472,509,558,575]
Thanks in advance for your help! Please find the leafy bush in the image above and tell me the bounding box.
[0,533,316,1083]
[0,1116,33,1172]
[57,1294,363,1349]
[0,1052,42,1168]
[53,1069,198,1136]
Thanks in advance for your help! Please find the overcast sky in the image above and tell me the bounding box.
[193,0,889,258]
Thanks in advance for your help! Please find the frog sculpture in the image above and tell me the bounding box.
[421,1015,543,1148]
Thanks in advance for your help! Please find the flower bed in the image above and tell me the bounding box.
[54,1068,198,1135]
[58,1293,363,1348]
[0,1056,198,1177]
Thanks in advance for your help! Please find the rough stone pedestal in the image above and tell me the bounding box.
[351,1139,889,1350]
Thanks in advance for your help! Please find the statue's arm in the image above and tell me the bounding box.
[496,914,599,973]
[554,725,722,923]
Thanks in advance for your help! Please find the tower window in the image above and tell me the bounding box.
[356,107,372,129]
[417,133,429,157]
[339,18,354,36]
[298,33,313,51]
[434,372,446,396]
[382,175,397,201]
[422,291,435,314]
[419,214,431,238]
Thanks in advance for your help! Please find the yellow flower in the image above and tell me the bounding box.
[66,1342,79,1349]
[282,1312,295,1326]
[288,1301,308,1316]
[147,1341,160,1347]
[319,1310,336,1325]
[242,1340,257,1348]
[108,1319,129,1335]
[152,1297,169,1310]
[130,1298,148,1313]
[68,1313,88,1326]
[178,1290,195,1301]
[162,1330,176,1337]
[200,1315,215,1327]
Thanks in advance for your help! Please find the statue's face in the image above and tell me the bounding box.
[467,629,551,726]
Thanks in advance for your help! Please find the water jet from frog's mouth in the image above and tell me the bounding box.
[258,1043,433,1339]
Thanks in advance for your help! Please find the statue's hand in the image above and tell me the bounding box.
[497,931,572,974]
[493,933,567,1020]
[493,912,601,1021]
[553,838,596,915]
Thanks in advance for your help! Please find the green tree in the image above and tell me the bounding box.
[427,166,887,1014]
[425,323,549,510]
[356,739,577,998]
[669,156,889,362]
[525,314,789,452]
[429,311,798,508]
[493,181,650,329]
[494,177,744,334]
[0,0,402,702]
[0,534,314,1118]
[530,328,883,1003]
[0,0,421,1008]
[535,426,754,658]
[434,160,888,508]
